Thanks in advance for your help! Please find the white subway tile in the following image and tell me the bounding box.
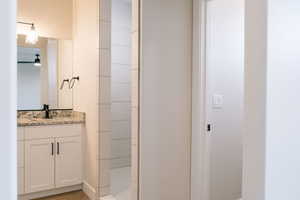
[112,83,131,102]
[112,64,131,83]
[112,0,132,28]
[99,105,112,131]
[100,49,111,76]
[111,139,131,158]
[112,120,131,139]
[100,77,111,104]
[99,159,111,187]
[99,185,111,197]
[99,21,111,49]
[112,102,131,121]
[112,45,131,65]
[99,0,112,22]
[111,156,131,169]
[99,132,112,159]
[112,27,132,46]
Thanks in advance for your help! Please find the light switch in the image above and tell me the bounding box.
[212,94,223,109]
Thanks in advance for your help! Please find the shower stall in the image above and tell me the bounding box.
[110,0,132,199]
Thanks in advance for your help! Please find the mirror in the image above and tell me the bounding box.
[17,35,74,110]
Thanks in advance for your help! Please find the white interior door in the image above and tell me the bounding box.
[55,136,82,187]
[205,0,244,199]
[25,138,55,193]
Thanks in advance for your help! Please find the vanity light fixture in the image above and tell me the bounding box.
[34,54,41,67]
[17,21,39,44]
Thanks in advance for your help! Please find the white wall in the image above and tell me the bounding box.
[58,40,74,109]
[17,0,73,39]
[140,0,192,199]
[0,0,17,199]
[111,0,132,169]
[244,0,300,199]
[265,1,300,199]
[73,0,99,196]
[243,1,267,199]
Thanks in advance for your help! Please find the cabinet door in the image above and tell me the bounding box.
[25,138,55,193]
[55,136,82,187]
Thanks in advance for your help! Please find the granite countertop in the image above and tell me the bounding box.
[17,110,85,127]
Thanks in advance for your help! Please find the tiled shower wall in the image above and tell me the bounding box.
[111,0,132,169]
[98,0,112,197]
[98,0,139,198]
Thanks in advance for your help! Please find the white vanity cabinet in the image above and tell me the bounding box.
[18,124,83,195]
[25,138,56,193]
[55,136,82,188]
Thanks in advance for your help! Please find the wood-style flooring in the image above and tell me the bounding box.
[34,191,89,200]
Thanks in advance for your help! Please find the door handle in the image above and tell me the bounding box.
[207,124,212,132]
[57,142,60,155]
[51,143,54,156]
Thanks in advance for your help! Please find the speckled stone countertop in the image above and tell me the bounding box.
[17,110,85,127]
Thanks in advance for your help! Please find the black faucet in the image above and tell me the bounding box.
[43,104,50,119]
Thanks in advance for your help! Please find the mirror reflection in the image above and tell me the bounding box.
[17,35,74,110]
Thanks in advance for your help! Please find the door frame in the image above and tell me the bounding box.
[191,0,210,199]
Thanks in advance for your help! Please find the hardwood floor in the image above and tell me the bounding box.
[34,191,89,200]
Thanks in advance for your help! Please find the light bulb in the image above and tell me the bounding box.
[26,24,38,44]
[34,62,42,67]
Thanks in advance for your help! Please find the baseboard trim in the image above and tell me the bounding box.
[18,184,82,200]
[83,181,97,200]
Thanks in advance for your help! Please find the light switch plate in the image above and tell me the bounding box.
[212,94,223,109]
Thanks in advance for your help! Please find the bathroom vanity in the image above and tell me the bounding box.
[16,1,90,199]
[17,111,85,200]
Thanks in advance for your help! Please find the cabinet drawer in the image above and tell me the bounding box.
[18,141,24,167]
[18,167,24,195]
[25,124,82,140]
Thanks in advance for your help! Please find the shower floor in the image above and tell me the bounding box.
[111,167,131,200]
